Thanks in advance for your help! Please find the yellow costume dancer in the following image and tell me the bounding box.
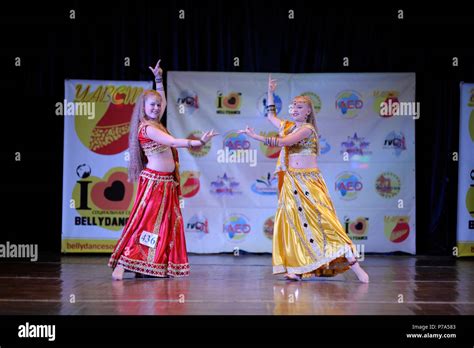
[272,120,359,278]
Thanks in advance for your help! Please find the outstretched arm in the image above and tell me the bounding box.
[149,59,167,119]
[146,126,219,148]
[266,74,283,129]
[238,126,312,147]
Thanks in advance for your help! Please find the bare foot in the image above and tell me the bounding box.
[350,262,369,283]
[112,265,125,281]
[284,273,302,281]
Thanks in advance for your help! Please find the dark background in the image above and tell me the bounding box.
[0,1,472,261]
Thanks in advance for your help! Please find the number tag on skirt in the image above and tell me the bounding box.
[139,231,158,249]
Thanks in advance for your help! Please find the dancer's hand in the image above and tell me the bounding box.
[149,59,163,78]
[237,126,258,139]
[268,74,277,93]
[201,129,219,143]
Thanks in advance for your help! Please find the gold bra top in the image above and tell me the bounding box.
[286,123,319,156]
[138,124,170,156]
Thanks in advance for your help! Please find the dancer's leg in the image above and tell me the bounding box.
[347,257,369,283]
[112,265,125,281]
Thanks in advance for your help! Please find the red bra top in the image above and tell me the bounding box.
[138,124,170,156]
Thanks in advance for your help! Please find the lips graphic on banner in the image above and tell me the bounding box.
[75,90,140,155]
[180,171,201,198]
[384,216,410,243]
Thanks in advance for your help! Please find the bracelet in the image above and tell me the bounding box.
[155,77,163,83]
[264,136,279,147]
[188,139,206,148]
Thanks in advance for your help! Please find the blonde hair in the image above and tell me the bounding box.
[292,95,321,156]
[128,90,165,182]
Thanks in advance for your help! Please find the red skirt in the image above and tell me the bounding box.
[108,168,190,277]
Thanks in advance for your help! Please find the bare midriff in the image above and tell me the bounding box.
[145,149,175,172]
[288,154,319,170]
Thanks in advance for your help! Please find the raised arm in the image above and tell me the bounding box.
[266,74,283,129]
[238,125,312,147]
[149,59,167,119]
[146,126,218,148]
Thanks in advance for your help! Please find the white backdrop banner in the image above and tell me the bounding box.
[456,83,474,257]
[167,72,416,254]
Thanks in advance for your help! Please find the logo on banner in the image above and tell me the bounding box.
[176,90,199,114]
[263,216,275,239]
[384,216,410,243]
[335,172,363,200]
[210,173,242,195]
[216,91,242,114]
[335,90,363,118]
[344,216,369,240]
[375,172,401,198]
[373,90,400,117]
[259,130,281,158]
[186,131,211,157]
[470,110,474,141]
[223,214,251,242]
[319,136,331,155]
[71,166,135,231]
[383,131,407,156]
[223,131,251,150]
[468,88,474,107]
[219,131,257,166]
[185,214,209,238]
[251,173,278,195]
[301,92,322,114]
[466,170,474,228]
[73,83,144,155]
[257,93,283,117]
[180,171,201,198]
[340,133,372,160]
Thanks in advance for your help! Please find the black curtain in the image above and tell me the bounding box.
[1,1,472,260]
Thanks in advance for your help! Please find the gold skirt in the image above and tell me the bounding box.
[273,167,359,278]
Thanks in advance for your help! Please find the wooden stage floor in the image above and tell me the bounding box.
[0,254,473,315]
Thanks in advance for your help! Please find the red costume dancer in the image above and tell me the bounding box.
[108,59,218,280]
[108,126,189,278]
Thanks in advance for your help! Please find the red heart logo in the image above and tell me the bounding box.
[91,172,134,210]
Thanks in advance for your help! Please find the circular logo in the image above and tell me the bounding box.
[185,214,209,238]
[76,164,91,179]
[373,91,400,117]
[335,172,363,200]
[186,131,211,157]
[180,171,200,198]
[263,216,274,239]
[223,214,251,242]
[375,172,401,198]
[466,180,474,218]
[223,131,251,150]
[335,90,363,118]
[347,217,369,237]
[259,131,281,158]
[470,110,474,142]
[384,216,410,243]
[177,90,199,114]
